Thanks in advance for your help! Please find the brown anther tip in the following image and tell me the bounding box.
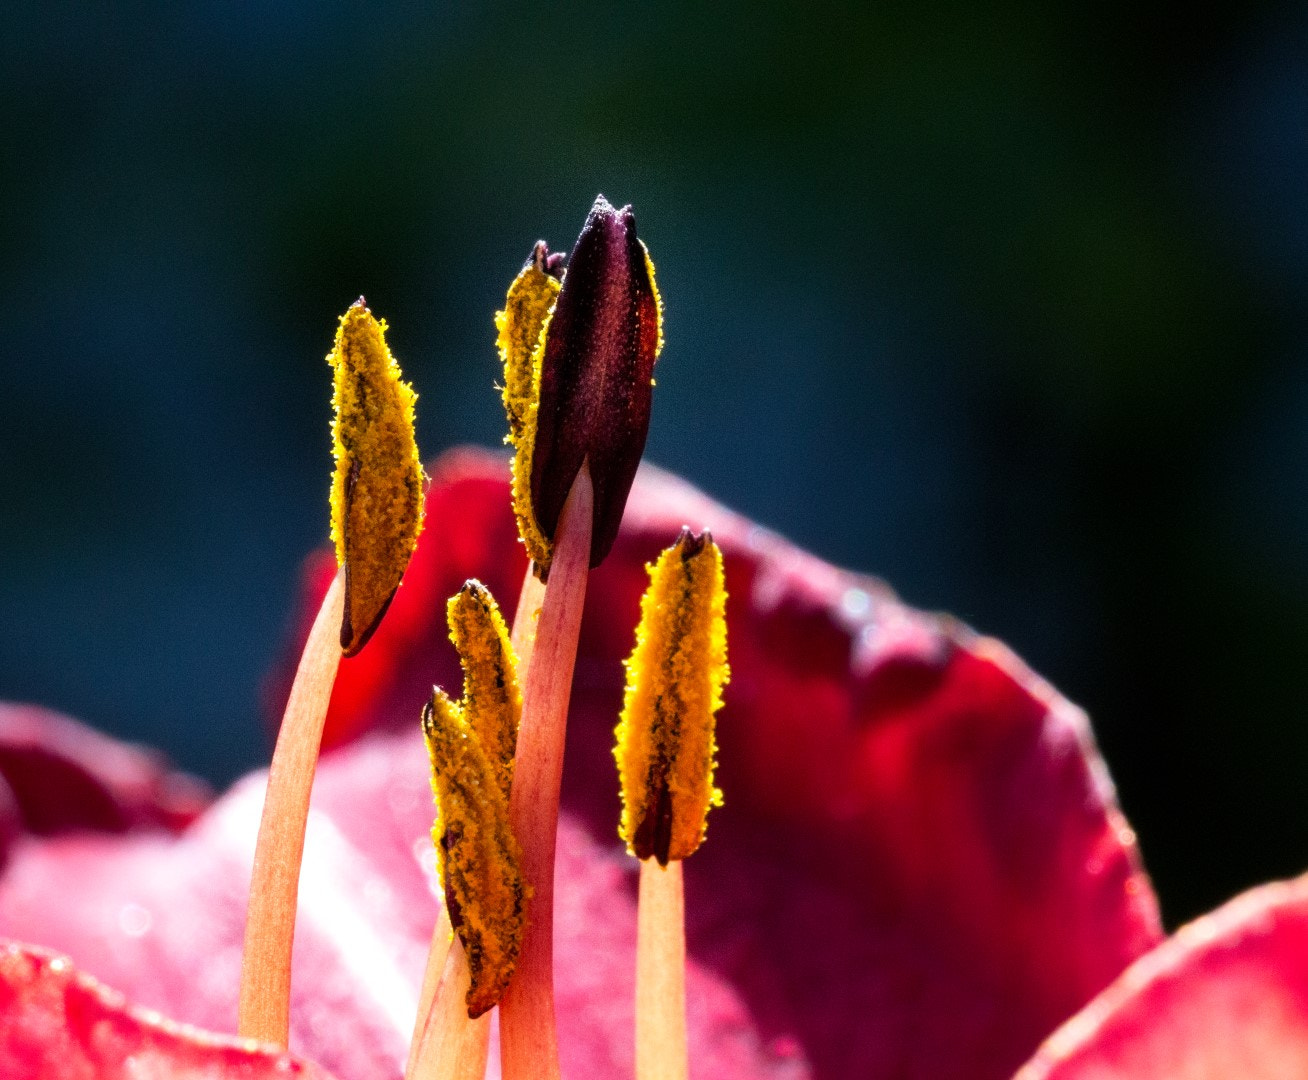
[529,241,566,281]
[338,456,361,653]
[340,584,396,657]
[458,578,495,611]
[675,527,709,559]
[632,777,675,866]
[339,602,352,653]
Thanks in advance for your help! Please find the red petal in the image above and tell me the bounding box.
[1015,874,1308,1078]
[0,704,210,853]
[0,940,333,1079]
[265,453,529,753]
[258,447,1162,1077]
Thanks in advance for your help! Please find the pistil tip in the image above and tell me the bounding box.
[499,198,663,575]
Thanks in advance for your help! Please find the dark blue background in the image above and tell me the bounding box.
[4,2,1308,926]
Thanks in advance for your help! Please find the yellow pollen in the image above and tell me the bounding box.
[614,530,729,865]
[642,241,665,362]
[423,691,528,1019]
[496,262,560,569]
[447,581,521,800]
[328,300,425,656]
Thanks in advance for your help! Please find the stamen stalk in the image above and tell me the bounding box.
[510,565,547,663]
[403,565,545,1072]
[636,858,687,1080]
[407,939,491,1080]
[404,911,453,1077]
[499,463,594,1080]
[238,566,346,1045]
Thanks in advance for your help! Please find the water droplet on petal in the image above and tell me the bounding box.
[117,902,152,938]
[841,587,871,618]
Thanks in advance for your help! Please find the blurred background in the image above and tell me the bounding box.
[2,2,1306,926]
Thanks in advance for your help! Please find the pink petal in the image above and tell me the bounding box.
[0,940,333,1079]
[0,762,430,1080]
[1015,874,1308,1079]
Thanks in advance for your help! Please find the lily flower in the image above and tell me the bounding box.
[0,450,1163,1079]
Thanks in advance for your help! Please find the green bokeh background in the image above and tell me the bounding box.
[4,2,1308,927]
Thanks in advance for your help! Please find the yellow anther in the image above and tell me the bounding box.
[423,691,528,1019]
[497,251,561,440]
[614,529,729,865]
[447,581,521,800]
[496,256,560,569]
[643,242,665,362]
[327,299,425,655]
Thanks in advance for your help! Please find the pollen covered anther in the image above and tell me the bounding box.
[423,690,528,1020]
[615,529,729,865]
[498,196,663,575]
[446,581,522,800]
[328,298,425,656]
[497,247,563,567]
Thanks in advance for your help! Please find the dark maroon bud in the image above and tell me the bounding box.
[530,195,663,568]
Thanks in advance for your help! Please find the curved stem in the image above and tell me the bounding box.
[404,911,453,1077]
[499,465,593,1080]
[408,939,491,1080]
[239,566,345,1046]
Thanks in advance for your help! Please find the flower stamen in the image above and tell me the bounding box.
[421,685,527,1020]
[497,246,562,569]
[616,529,728,865]
[408,582,528,1080]
[615,529,729,1080]
[239,299,423,1048]
[329,299,425,655]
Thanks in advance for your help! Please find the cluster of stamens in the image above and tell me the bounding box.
[238,196,728,1080]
